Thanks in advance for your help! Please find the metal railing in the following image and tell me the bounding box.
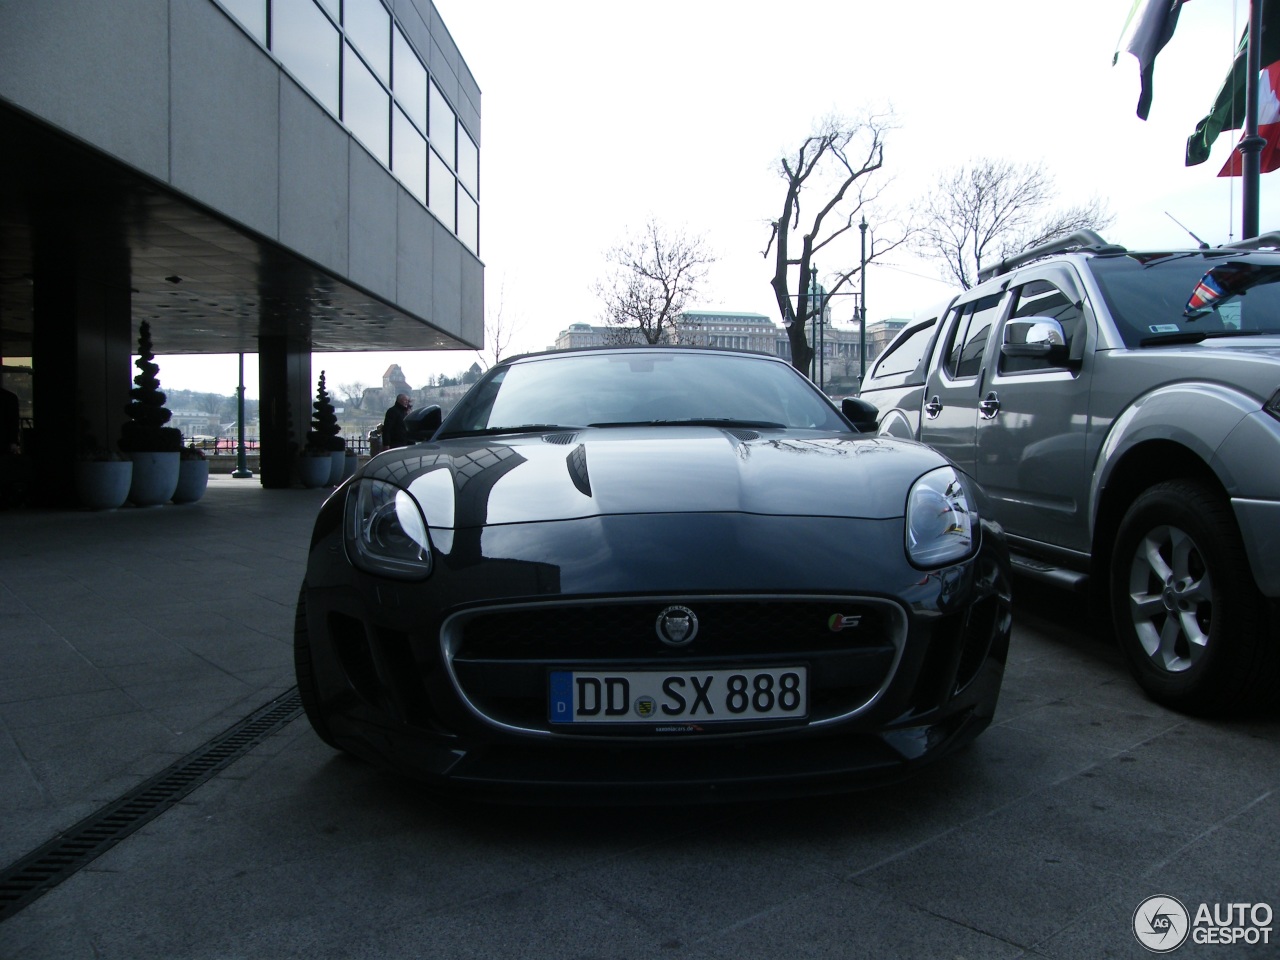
[182,435,373,456]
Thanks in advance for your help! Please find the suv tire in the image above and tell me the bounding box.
[1110,479,1278,715]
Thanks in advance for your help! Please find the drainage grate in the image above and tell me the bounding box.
[0,688,303,923]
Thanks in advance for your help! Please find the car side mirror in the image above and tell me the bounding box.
[404,404,443,442]
[841,396,880,433]
[1001,317,1071,364]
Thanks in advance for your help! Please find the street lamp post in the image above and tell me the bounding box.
[232,352,252,479]
[859,217,868,386]
[808,265,826,391]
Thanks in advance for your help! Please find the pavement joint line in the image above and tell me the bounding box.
[0,687,303,924]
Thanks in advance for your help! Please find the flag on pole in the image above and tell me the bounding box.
[1219,61,1280,175]
[1187,0,1280,166]
[1115,0,1190,119]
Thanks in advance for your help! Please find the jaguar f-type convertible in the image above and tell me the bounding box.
[296,346,1011,802]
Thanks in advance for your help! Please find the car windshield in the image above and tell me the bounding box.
[438,350,848,438]
[1090,252,1280,347]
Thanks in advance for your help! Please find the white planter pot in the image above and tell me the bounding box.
[76,460,132,510]
[341,454,358,482]
[172,459,210,503]
[298,455,332,488]
[127,451,180,506]
[328,450,345,485]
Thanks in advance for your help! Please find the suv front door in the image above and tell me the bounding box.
[972,266,1094,554]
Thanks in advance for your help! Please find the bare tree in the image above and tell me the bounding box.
[193,392,225,416]
[480,278,521,367]
[595,219,715,345]
[916,158,1114,290]
[336,383,366,411]
[764,112,908,375]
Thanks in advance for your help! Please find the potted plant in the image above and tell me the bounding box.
[341,444,359,483]
[297,445,332,488]
[119,321,182,506]
[75,442,132,511]
[306,371,346,485]
[172,443,209,503]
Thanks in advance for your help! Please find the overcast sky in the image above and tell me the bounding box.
[158,0,1280,398]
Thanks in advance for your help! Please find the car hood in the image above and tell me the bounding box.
[359,426,944,529]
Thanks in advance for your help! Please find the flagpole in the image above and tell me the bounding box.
[1242,0,1265,239]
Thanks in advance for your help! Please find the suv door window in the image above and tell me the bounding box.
[868,318,937,385]
[943,293,1003,380]
[1002,279,1083,375]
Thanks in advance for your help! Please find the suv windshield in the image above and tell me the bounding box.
[1090,253,1280,347]
[439,350,848,438]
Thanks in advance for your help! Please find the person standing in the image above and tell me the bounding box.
[382,393,412,448]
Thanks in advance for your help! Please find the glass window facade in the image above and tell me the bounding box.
[392,27,427,131]
[457,128,478,196]
[458,191,478,251]
[392,107,427,204]
[429,150,455,230]
[218,0,266,43]
[343,0,390,83]
[271,0,339,115]
[429,80,456,168]
[343,42,389,165]
[216,0,478,253]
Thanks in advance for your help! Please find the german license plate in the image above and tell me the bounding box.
[549,667,807,724]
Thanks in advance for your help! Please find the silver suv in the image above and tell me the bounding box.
[856,230,1280,715]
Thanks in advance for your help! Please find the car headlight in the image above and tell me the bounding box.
[344,478,433,579]
[906,466,978,567]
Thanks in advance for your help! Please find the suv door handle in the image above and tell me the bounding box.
[924,395,943,419]
[979,392,1001,420]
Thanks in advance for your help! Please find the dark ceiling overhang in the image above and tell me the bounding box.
[0,101,468,359]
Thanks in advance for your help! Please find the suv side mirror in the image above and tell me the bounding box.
[841,396,880,433]
[404,404,443,442]
[1002,317,1071,364]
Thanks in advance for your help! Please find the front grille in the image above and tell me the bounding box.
[443,596,905,734]
[455,598,896,659]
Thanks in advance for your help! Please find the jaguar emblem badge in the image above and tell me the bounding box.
[655,605,698,647]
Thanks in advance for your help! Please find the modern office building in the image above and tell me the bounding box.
[0,0,482,494]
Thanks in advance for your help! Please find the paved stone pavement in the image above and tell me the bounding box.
[0,478,1276,959]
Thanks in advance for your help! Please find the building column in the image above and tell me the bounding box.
[257,334,311,488]
[30,214,132,505]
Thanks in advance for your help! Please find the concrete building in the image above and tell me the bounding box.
[0,0,482,494]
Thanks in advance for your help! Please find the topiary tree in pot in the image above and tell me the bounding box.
[119,321,182,505]
[305,370,346,485]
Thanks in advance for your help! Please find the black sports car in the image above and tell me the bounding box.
[296,347,1012,802]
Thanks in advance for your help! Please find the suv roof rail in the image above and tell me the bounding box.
[1224,231,1280,250]
[976,229,1128,284]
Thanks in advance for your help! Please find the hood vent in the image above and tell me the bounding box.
[565,443,592,497]
[542,432,578,445]
[728,429,762,442]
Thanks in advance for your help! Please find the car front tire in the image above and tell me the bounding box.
[1110,479,1279,716]
[294,584,338,747]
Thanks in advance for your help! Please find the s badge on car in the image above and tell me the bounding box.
[655,605,698,647]
[828,613,862,632]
